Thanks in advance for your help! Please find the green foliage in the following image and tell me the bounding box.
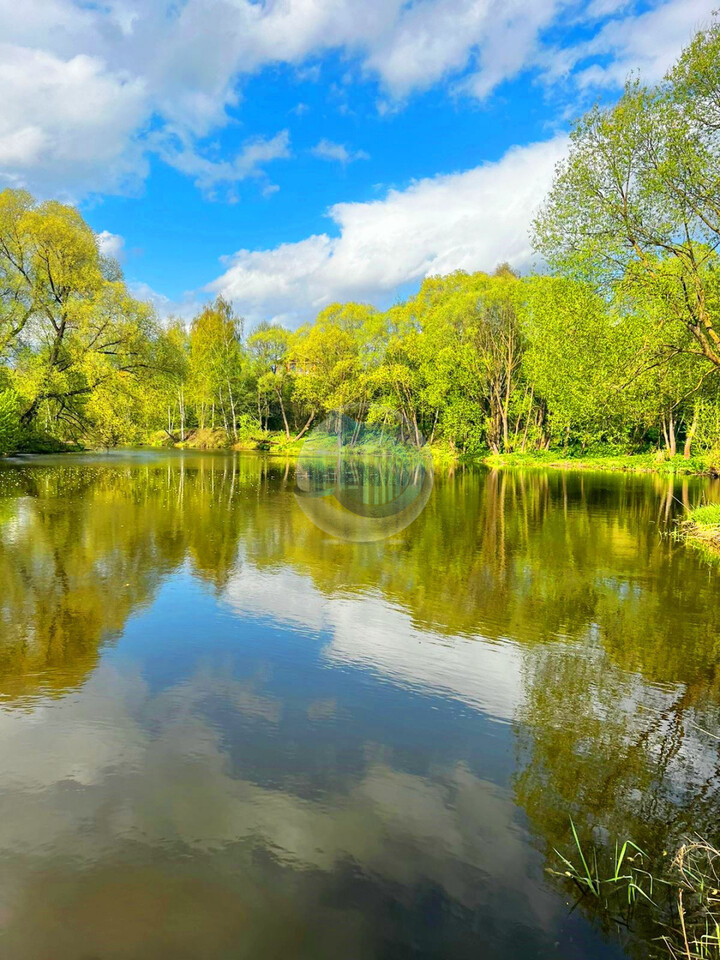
[0,187,174,447]
[0,389,20,454]
[687,504,720,527]
[679,502,720,560]
[485,450,717,477]
[533,13,720,370]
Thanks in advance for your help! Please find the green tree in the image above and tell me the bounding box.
[533,15,720,371]
[248,324,293,436]
[188,297,245,436]
[0,388,20,454]
[0,188,165,442]
[289,319,359,436]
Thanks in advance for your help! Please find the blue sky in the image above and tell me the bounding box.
[1,0,715,325]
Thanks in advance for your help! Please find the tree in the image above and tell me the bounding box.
[520,276,717,454]
[381,271,532,454]
[0,389,20,454]
[533,14,720,371]
[247,324,292,436]
[289,319,359,437]
[158,321,190,442]
[189,297,244,436]
[0,188,165,441]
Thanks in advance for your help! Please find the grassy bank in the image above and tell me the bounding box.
[483,450,720,477]
[145,427,460,467]
[679,503,720,559]
[17,427,720,481]
[145,427,305,457]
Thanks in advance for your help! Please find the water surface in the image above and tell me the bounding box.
[0,451,718,959]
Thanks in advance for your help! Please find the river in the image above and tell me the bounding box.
[0,450,717,959]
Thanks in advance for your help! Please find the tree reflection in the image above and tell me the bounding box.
[1,454,719,699]
[0,451,718,959]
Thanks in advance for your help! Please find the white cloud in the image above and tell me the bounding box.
[0,43,147,195]
[128,281,202,322]
[154,128,291,195]
[96,230,125,260]
[0,0,713,198]
[223,562,524,720]
[209,135,567,324]
[311,139,369,164]
[549,0,716,89]
[0,658,560,954]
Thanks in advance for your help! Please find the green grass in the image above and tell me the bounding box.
[552,824,720,959]
[678,503,720,561]
[686,504,720,527]
[550,820,658,908]
[483,450,716,476]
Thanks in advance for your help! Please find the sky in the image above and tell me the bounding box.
[0,0,715,327]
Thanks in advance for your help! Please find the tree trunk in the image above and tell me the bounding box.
[276,388,290,439]
[228,381,237,440]
[294,410,315,442]
[178,387,185,441]
[219,386,229,433]
[684,409,699,459]
[412,413,421,448]
[669,411,677,457]
[429,408,439,445]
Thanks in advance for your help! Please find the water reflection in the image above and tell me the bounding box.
[0,451,717,959]
[295,437,434,543]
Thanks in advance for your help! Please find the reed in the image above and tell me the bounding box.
[551,824,720,959]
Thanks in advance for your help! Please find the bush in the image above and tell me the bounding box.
[0,390,21,455]
[183,427,231,449]
[705,443,720,476]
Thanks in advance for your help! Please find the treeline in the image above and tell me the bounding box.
[1,15,719,462]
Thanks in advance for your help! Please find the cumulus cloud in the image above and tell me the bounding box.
[209,135,567,324]
[0,43,147,195]
[311,139,369,164]
[96,230,125,260]
[0,0,713,198]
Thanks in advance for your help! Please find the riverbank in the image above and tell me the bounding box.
[145,427,305,457]
[10,432,720,480]
[98,435,720,476]
[152,429,712,475]
[482,450,720,477]
[145,428,461,466]
[679,503,720,558]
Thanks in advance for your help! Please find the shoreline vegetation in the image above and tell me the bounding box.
[679,503,720,560]
[552,825,720,960]
[10,428,720,478]
[145,428,720,477]
[482,450,720,477]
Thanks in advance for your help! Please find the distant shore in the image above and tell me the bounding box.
[9,435,720,482]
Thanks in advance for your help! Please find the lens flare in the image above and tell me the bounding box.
[294,410,434,542]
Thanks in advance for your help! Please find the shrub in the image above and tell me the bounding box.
[0,390,21,455]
